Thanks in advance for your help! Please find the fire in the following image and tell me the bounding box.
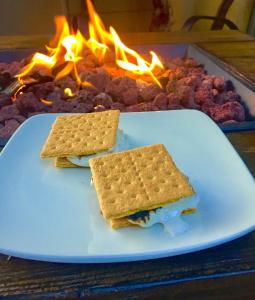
[16,0,164,87]
[40,99,53,106]
[64,88,75,97]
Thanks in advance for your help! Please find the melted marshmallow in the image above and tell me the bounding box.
[128,194,199,236]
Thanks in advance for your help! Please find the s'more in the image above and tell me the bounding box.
[89,144,199,236]
[40,110,129,167]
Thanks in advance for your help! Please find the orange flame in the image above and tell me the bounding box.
[64,87,75,97]
[40,99,53,106]
[16,0,164,88]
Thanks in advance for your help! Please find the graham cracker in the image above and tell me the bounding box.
[55,157,80,168]
[109,218,134,229]
[40,110,120,158]
[89,144,195,220]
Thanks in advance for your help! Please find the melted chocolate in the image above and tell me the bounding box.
[128,207,161,223]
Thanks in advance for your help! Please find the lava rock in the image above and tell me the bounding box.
[0,119,20,139]
[167,93,183,110]
[106,76,138,105]
[215,91,240,104]
[28,81,56,99]
[110,101,126,111]
[0,72,13,91]
[0,104,20,122]
[80,68,111,92]
[153,93,168,110]
[209,101,245,123]
[94,93,113,108]
[166,80,176,94]
[0,93,12,108]
[55,76,77,92]
[213,76,226,91]
[137,79,161,102]
[195,88,213,106]
[16,92,45,113]
[10,115,26,123]
[94,104,107,112]
[71,102,94,113]
[50,99,76,113]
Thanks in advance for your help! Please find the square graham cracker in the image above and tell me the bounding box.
[89,144,195,221]
[40,110,120,158]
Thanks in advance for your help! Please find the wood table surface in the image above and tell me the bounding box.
[0,31,255,299]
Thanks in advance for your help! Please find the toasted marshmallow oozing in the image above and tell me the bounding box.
[67,129,129,167]
[127,194,199,236]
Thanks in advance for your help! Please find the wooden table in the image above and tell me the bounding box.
[0,31,255,299]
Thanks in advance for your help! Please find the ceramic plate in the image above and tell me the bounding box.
[0,110,254,263]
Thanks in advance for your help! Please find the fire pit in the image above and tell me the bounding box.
[0,0,254,147]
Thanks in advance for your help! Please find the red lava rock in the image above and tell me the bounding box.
[80,68,111,92]
[167,93,183,109]
[176,75,201,88]
[10,115,26,123]
[0,72,12,90]
[55,76,77,91]
[5,61,24,77]
[195,88,213,106]
[200,75,215,90]
[137,79,161,102]
[175,67,187,79]
[0,104,20,122]
[211,88,218,97]
[0,119,20,139]
[187,67,205,77]
[176,85,200,109]
[166,80,176,93]
[213,76,226,91]
[176,85,192,101]
[47,89,64,102]
[201,101,216,115]
[50,99,76,113]
[0,53,248,137]
[73,88,98,105]
[215,91,240,104]
[153,93,168,110]
[94,104,107,112]
[110,102,125,111]
[71,102,94,113]
[125,105,141,112]
[106,76,138,105]
[28,81,56,99]
[0,93,12,108]
[140,102,159,111]
[77,53,98,71]
[158,76,169,89]
[16,92,45,113]
[168,69,177,81]
[209,101,245,123]
[94,93,113,108]
[125,102,158,112]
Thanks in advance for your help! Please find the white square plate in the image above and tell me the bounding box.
[0,110,254,263]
